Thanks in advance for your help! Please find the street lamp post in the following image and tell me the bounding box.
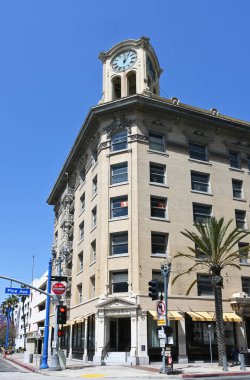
[5,305,11,350]
[160,258,172,374]
[40,258,52,369]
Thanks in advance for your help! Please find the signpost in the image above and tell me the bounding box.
[157,300,166,326]
[5,288,30,296]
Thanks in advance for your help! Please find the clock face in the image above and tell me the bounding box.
[112,50,137,72]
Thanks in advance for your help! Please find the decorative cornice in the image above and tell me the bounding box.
[143,118,172,132]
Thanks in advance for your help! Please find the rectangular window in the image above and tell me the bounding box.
[80,193,85,212]
[229,150,240,169]
[239,242,249,264]
[111,232,128,255]
[193,203,212,223]
[150,163,166,184]
[111,196,128,218]
[235,210,246,229]
[91,240,96,262]
[90,276,95,298]
[111,271,128,293]
[151,233,168,256]
[77,284,82,303]
[232,179,243,199]
[151,197,167,219]
[92,175,97,196]
[78,252,83,271]
[197,274,213,296]
[149,132,165,152]
[242,277,250,296]
[92,206,97,228]
[191,171,210,193]
[189,142,207,161]
[111,162,128,184]
[80,168,86,182]
[79,222,84,241]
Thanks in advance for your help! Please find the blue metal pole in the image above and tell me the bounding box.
[40,259,52,369]
[5,306,10,349]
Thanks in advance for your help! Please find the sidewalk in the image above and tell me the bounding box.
[6,353,250,379]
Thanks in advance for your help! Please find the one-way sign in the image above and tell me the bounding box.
[5,288,30,296]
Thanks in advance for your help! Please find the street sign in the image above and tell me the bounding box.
[157,301,165,316]
[160,338,166,348]
[5,288,30,296]
[52,282,66,295]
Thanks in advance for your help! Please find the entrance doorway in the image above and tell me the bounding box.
[109,318,131,351]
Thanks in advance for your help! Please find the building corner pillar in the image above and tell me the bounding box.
[177,318,188,364]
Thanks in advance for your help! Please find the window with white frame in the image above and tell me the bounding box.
[110,232,128,255]
[77,283,82,303]
[151,232,168,256]
[111,271,128,293]
[90,276,95,298]
[110,196,128,218]
[189,142,207,161]
[191,171,210,193]
[193,203,212,223]
[242,277,250,296]
[238,242,249,264]
[111,162,128,184]
[150,163,166,184]
[92,206,97,228]
[78,251,83,272]
[151,197,167,219]
[148,132,165,152]
[229,150,241,169]
[91,240,96,262]
[111,130,128,152]
[92,175,97,196]
[79,222,84,241]
[80,193,85,213]
[235,210,247,229]
[232,179,243,199]
[197,274,213,296]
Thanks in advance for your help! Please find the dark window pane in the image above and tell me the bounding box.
[151,197,166,218]
[111,196,128,218]
[152,233,167,255]
[242,277,250,296]
[232,180,242,198]
[189,143,207,161]
[111,131,128,152]
[235,210,246,229]
[197,275,213,296]
[111,163,128,184]
[229,151,240,169]
[149,133,164,152]
[193,204,211,223]
[191,172,209,192]
[150,164,165,184]
[111,232,128,255]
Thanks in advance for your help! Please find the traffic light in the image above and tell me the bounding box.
[58,329,65,337]
[148,279,159,300]
[57,305,67,324]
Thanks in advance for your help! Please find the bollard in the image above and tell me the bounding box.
[222,355,228,371]
[239,353,246,371]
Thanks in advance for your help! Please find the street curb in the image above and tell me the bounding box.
[182,371,250,378]
[7,357,41,373]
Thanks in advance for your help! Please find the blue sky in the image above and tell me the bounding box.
[0,0,250,303]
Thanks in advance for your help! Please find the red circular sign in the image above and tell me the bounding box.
[52,282,66,295]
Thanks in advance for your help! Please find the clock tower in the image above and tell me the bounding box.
[99,36,162,103]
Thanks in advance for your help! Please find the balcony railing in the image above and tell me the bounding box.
[60,212,74,227]
[61,187,75,204]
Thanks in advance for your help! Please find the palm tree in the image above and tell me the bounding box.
[172,217,250,365]
[1,295,19,320]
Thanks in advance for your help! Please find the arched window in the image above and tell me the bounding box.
[127,72,136,95]
[112,76,121,100]
[111,130,128,152]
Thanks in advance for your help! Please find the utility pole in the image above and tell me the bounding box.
[40,259,52,369]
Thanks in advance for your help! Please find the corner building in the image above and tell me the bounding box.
[48,37,250,364]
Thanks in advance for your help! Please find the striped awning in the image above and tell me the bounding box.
[149,310,183,320]
[186,311,241,322]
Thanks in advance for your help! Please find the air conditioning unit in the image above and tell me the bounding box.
[232,292,247,298]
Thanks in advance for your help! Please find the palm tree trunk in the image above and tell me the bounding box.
[214,284,226,365]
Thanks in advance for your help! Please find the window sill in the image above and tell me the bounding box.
[191,190,213,196]
[90,225,97,233]
[148,149,169,157]
[240,262,250,267]
[150,254,167,258]
[76,270,83,276]
[78,239,84,245]
[188,158,212,166]
[89,260,96,267]
[108,149,129,157]
[91,161,98,172]
[91,192,98,201]
[150,217,170,222]
[79,180,86,191]
[150,182,169,188]
[108,254,129,259]
[79,209,85,218]
[109,181,129,188]
[229,167,244,174]
[109,216,129,222]
[233,197,246,202]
